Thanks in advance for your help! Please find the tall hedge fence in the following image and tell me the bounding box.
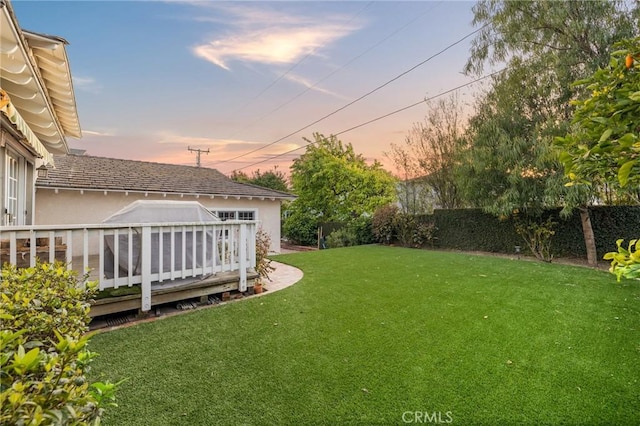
[422,206,640,259]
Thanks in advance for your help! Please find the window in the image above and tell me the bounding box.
[217,211,236,221]
[214,210,256,221]
[5,154,18,226]
[238,211,255,221]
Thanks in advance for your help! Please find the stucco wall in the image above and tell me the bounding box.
[34,189,283,252]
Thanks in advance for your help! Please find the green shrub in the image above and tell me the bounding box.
[604,239,640,281]
[349,216,375,245]
[0,262,119,425]
[283,208,318,246]
[412,220,437,248]
[395,214,437,248]
[513,215,556,262]
[326,228,358,248]
[372,205,399,244]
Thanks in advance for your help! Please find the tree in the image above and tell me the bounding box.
[557,37,640,194]
[458,64,569,217]
[230,167,289,192]
[387,95,465,211]
[460,0,638,265]
[284,133,396,244]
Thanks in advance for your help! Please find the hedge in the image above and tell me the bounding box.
[423,206,640,259]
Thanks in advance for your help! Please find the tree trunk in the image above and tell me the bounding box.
[579,207,598,267]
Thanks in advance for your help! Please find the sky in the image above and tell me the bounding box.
[13,1,482,177]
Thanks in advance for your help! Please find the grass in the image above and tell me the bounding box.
[87,245,640,425]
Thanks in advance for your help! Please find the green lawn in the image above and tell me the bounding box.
[88,245,640,425]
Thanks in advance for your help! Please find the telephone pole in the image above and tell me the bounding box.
[188,146,209,167]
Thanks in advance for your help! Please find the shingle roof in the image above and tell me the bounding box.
[36,155,294,200]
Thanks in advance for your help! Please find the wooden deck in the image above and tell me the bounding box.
[1,221,257,314]
[90,269,258,317]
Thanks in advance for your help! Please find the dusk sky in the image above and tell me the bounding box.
[14,1,483,176]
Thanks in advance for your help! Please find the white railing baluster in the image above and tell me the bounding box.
[191,225,197,275]
[48,231,55,263]
[181,226,186,279]
[99,230,105,290]
[9,231,16,265]
[212,224,218,274]
[158,226,164,282]
[83,228,89,275]
[128,228,133,286]
[170,226,176,280]
[113,229,120,288]
[201,225,207,276]
[239,224,247,292]
[141,225,152,312]
[221,224,227,272]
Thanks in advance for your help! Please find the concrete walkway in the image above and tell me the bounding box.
[261,260,304,294]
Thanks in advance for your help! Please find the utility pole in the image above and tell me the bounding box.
[188,146,209,167]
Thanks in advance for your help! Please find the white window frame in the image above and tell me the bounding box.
[213,209,258,222]
[4,150,26,226]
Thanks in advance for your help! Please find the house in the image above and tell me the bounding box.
[0,0,286,314]
[396,176,438,214]
[35,154,295,253]
[1,0,79,225]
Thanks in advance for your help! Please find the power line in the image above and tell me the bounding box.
[229,69,505,173]
[208,1,443,155]
[219,1,374,138]
[211,23,489,169]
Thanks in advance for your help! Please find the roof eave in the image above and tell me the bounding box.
[33,185,296,201]
[0,1,73,152]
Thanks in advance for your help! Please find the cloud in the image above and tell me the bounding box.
[190,4,363,70]
[82,129,114,137]
[153,131,300,155]
[154,132,250,150]
[282,73,350,100]
[72,75,102,94]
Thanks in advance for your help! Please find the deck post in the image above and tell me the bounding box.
[239,223,247,292]
[140,225,152,311]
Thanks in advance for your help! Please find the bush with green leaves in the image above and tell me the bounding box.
[349,215,375,245]
[0,262,119,425]
[372,205,399,244]
[513,216,557,262]
[326,228,358,248]
[604,239,640,281]
[283,207,318,246]
[395,213,437,248]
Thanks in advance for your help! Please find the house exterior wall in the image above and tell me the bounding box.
[34,189,284,252]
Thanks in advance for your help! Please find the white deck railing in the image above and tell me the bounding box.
[0,221,257,311]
